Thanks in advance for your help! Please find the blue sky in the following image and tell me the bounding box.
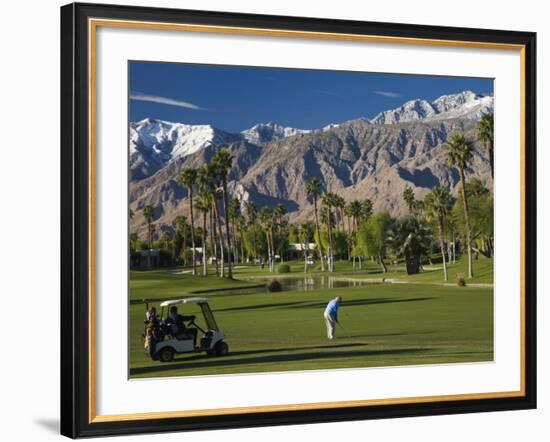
[129,61,493,132]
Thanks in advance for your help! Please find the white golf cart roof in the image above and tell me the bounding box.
[159,297,209,307]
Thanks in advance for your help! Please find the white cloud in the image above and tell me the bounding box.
[374,91,402,99]
[130,92,203,110]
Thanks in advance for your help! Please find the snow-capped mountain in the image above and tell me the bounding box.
[129,118,242,180]
[370,91,493,124]
[241,122,311,144]
[130,91,493,181]
[130,119,310,179]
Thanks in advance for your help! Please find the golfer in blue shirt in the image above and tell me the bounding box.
[324,296,342,339]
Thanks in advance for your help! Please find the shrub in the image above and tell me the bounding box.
[456,273,467,287]
[266,279,283,292]
[277,263,291,274]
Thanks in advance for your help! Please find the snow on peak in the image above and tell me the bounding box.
[241,122,311,144]
[322,123,340,132]
[130,120,310,180]
[129,119,240,180]
[370,91,493,124]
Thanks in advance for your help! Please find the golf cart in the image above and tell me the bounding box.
[143,297,228,363]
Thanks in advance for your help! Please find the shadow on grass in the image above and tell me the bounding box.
[214,297,435,313]
[130,346,430,377]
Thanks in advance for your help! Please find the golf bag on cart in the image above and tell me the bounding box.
[143,307,165,358]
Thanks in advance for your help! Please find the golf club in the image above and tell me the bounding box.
[336,320,348,338]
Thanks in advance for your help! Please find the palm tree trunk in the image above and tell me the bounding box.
[313,198,325,271]
[147,221,152,268]
[452,233,456,264]
[460,168,474,278]
[231,215,239,264]
[269,229,275,272]
[221,180,233,278]
[209,209,217,275]
[202,212,208,277]
[265,230,271,271]
[252,223,257,264]
[188,188,197,275]
[353,217,358,270]
[213,201,224,278]
[239,225,245,264]
[379,253,387,273]
[438,219,448,281]
[327,208,335,272]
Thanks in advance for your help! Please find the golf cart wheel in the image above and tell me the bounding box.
[214,341,229,356]
[158,347,175,363]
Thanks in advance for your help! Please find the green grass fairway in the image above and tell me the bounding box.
[352,254,494,285]
[129,268,262,302]
[129,260,493,378]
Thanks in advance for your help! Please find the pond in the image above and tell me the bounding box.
[180,275,383,300]
[249,274,379,292]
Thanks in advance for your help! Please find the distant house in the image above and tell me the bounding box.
[288,243,317,252]
[287,243,316,260]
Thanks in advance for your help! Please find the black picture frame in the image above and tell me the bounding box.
[60,2,537,438]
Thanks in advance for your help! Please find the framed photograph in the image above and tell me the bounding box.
[60,2,536,438]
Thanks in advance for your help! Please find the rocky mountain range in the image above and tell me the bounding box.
[129,90,493,236]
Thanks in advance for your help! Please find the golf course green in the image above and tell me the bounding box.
[129,255,494,379]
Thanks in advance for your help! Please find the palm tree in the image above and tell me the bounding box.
[273,204,287,262]
[142,205,154,249]
[194,194,210,276]
[245,202,258,264]
[300,221,315,273]
[344,203,354,260]
[402,186,415,214]
[129,232,138,253]
[333,195,346,232]
[425,186,453,281]
[212,149,234,278]
[446,132,475,278]
[306,178,325,271]
[361,199,373,221]
[260,207,275,272]
[413,199,425,217]
[348,200,363,269]
[322,193,337,272]
[477,112,494,180]
[274,204,286,225]
[228,197,240,264]
[172,215,189,264]
[447,213,458,265]
[236,213,246,265]
[212,189,224,277]
[178,167,198,275]
[161,231,170,250]
[129,208,136,254]
[147,223,156,247]
[198,164,220,276]
[387,216,432,275]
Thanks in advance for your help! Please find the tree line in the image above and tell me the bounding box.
[130,113,494,282]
